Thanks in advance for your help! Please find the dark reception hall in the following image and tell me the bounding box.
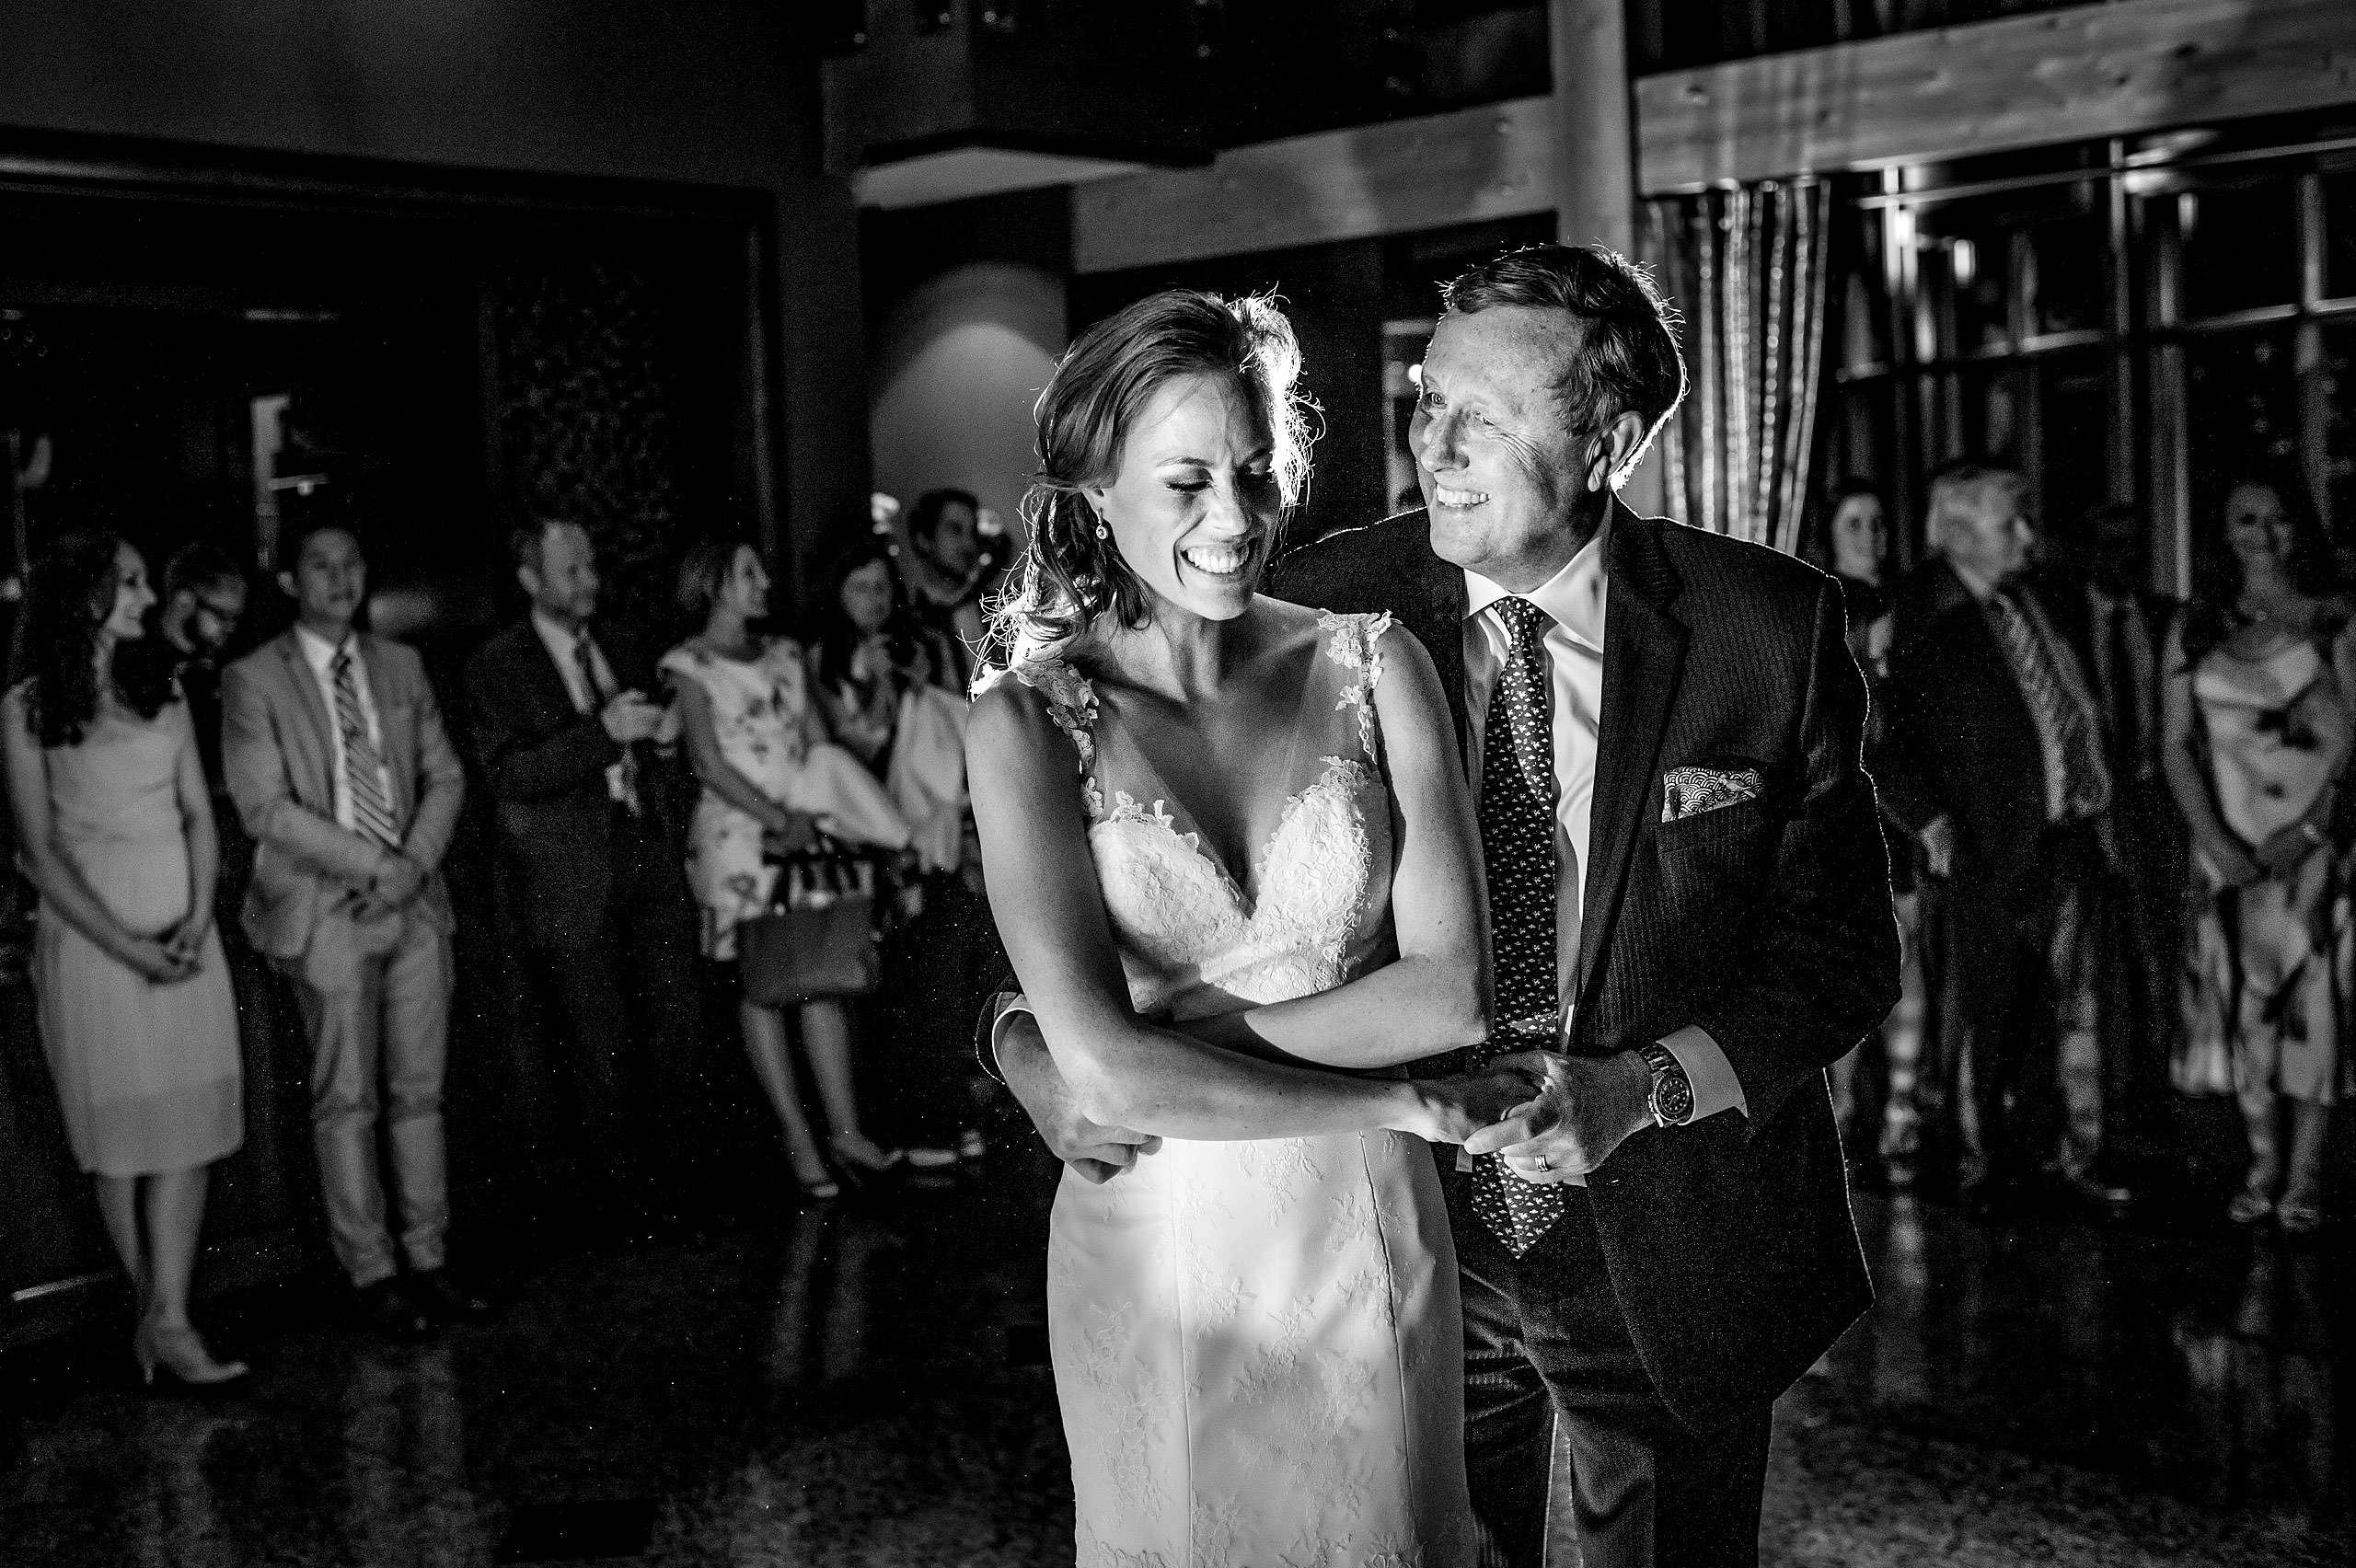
[2,4,2354,1566]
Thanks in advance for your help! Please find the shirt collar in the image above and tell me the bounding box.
[1946,556,2004,603]
[530,607,584,658]
[293,623,352,674]
[1462,508,1611,651]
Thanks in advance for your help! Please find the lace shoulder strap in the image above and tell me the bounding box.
[1318,609,1392,766]
[1011,656,1105,818]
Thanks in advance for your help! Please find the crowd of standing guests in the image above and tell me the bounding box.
[1825,462,2348,1232]
[4,492,999,1380]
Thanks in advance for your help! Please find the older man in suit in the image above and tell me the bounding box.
[224,517,485,1340]
[465,517,703,1239]
[993,245,1897,1567]
[1875,464,2136,1216]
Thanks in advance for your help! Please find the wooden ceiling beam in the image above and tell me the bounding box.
[1071,94,1555,275]
[1636,0,2356,194]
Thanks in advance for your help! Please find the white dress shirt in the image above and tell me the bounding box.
[294,624,394,841]
[1461,512,1748,1136]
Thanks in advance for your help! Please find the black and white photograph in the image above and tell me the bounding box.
[2,4,2353,1565]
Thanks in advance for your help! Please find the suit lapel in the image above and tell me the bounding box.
[1571,508,1687,1021]
[274,632,338,810]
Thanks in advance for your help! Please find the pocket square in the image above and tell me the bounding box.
[1662,765,1763,824]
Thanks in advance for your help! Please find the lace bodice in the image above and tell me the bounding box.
[1015,611,1395,1020]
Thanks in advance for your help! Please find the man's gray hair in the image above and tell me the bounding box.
[1925,461,2026,553]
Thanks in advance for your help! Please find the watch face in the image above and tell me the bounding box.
[1656,1074,1694,1124]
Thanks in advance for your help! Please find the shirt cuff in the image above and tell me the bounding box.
[1658,1025,1747,1124]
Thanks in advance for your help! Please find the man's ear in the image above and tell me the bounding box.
[515,564,540,602]
[1589,410,1650,493]
[275,571,297,601]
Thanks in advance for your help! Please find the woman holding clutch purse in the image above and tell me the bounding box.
[662,538,913,1199]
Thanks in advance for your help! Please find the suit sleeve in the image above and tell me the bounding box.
[1865,598,1946,837]
[1679,575,1901,1130]
[220,660,389,889]
[398,651,467,873]
[467,641,618,802]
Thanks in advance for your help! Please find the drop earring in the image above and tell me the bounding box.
[1095,523,1109,540]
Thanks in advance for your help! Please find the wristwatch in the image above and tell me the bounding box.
[1638,1040,1694,1129]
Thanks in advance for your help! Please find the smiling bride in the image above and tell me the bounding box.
[966,291,1523,1568]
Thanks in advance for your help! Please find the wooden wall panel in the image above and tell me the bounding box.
[1636,0,2356,194]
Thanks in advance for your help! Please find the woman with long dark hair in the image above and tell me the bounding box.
[1,531,246,1385]
[2162,476,2354,1231]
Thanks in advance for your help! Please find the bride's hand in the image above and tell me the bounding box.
[1401,1069,1541,1146]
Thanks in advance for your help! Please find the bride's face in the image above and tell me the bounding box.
[1086,372,1278,624]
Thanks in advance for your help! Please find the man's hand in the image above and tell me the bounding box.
[601,689,665,744]
[998,1009,1160,1183]
[370,854,427,907]
[1461,1049,1655,1183]
[1918,814,1958,880]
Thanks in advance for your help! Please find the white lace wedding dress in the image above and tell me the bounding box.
[1015,611,1474,1568]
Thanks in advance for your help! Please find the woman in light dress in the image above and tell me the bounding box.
[1,532,247,1387]
[662,539,918,1199]
[966,293,1520,1568]
[2163,477,2355,1232]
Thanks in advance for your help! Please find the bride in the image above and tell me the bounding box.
[966,291,1519,1568]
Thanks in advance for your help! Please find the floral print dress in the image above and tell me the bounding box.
[660,638,909,961]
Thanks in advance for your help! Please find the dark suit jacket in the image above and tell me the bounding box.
[1874,559,2110,890]
[1268,503,1896,1425]
[465,618,687,950]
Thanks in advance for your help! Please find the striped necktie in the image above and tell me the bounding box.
[329,645,401,850]
[1469,596,1569,1255]
[1986,586,2111,823]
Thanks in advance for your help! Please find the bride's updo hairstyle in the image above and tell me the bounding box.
[981,290,1313,681]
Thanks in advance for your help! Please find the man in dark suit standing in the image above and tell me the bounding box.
[991,246,1897,1567]
[466,518,703,1238]
[1875,466,2135,1215]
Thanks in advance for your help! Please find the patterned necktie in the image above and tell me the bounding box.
[576,631,642,817]
[329,646,400,851]
[1986,586,2111,823]
[1469,596,1569,1255]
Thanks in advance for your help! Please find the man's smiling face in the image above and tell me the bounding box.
[1410,305,1595,593]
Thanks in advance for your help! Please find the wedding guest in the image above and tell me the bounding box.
[2066,502,2185,1094]
[155,542,248,793]
[661,537,916,1198]
[3,531,247,1386]
[224,517,485,1339]
[466,518,705,1240]
[1807,478,1924,1181]
[812,538,981,1168]
[2162,477,2352,1233]
[900,489,991,690]
[1877,462,2135,1215]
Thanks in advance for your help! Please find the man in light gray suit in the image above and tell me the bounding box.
[224,517,486,1339]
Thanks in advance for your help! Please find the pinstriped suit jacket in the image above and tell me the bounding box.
[1270,501,1896,1426]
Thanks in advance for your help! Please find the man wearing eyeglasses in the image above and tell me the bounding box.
[159,541,249,792]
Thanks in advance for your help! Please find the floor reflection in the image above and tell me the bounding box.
[3,1170,2350,1566]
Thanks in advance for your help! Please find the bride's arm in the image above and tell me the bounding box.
[1166,627,1492,1069]
[969,676,1494,1144]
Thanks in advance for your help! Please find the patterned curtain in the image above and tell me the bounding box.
[1642,179,1833,554]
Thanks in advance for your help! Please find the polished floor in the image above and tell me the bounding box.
[2,1142,2350,1567]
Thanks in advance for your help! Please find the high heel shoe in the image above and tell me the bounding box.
[788,1148,840,1202]
[2278,1189,2326,1235]
[136,1320,248,1390]
[826,1133,907,1189]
